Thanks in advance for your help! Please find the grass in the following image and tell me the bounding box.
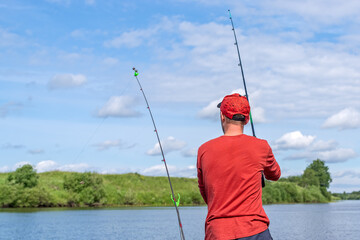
[0,171,333,208]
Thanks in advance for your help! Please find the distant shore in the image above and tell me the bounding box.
[0,169,340,208]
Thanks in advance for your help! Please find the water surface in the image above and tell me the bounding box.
[0,201,359,239]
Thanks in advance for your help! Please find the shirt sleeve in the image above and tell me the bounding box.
[263,144,281,181]
[197,147,207,204]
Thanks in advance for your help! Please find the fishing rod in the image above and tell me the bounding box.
[228,10,265,188]
[132,67,185,240]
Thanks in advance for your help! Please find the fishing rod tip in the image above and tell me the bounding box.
[132,67,139,76]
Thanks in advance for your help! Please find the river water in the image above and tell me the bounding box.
[0,200,359,240]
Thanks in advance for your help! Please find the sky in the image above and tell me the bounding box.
[0,0,359,193]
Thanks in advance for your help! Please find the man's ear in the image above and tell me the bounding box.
[220,111,225,122]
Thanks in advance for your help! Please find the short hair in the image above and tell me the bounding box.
[224,114,245,125]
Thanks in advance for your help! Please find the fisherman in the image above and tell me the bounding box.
[197,93,281,240]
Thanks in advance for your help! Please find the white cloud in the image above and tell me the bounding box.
[104,17,174,49]
[285,147,356,163]
[85,0,95,5]
[280,168,303,178]
[100,167,136,175]
[259,0,360,25]
[93,139,135,151]
[104,28,157,48]
[102,57,119,66]
[332,169,360,178]
[14,161,30,169]
[251,107,266,123]
[317,148,357,163]
[330,169,360,193]
[97,96,139,118]
[48,74,87,90]
[322,108,360,130]
[36,160,58,172]
[0,102,23,118]
[59,52,81,61]
[45,0,71,5]
[70,29,84,38]
[28,149,44,155]
[66,12,360,126]
[275,131,356,163]
[94,140,122,151]
[0,28,24,47]
[274,131,316,150]
[284,152,312,161]
[127,17,360,122]
[0,160,94,173]
[147,136,186,156]
[141,164,173,175]
[34,161,93,173]
[0,166,10,172]
[58,163,92,172]
[181,148,197,157]
[1,142,25,149]
[179,20,233,58]
[141,164,196,178]
[198,97,222,121]
[198,0,360,29]
[308,140,338,152]
[70,29,107,39]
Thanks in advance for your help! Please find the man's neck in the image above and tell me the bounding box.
[224,125,244,136]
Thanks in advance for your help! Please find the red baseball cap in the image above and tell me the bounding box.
[217,93,250,124]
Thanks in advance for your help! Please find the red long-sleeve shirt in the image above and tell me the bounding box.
[197,134,281,240]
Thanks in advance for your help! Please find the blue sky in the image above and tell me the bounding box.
[1,0,359,193]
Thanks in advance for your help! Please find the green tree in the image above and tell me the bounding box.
[7,164,38,188]
[285,175,302,184]
[306,159,332,188]
[63,172,105,206]
[300,168,320,187]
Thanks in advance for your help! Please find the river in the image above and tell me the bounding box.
[0,200,359,239]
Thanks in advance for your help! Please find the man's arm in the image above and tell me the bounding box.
[263,146,281,181]
[197,168,207,204]
[197,149,207,204]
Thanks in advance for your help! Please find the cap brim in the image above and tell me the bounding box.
[217,102,221,108]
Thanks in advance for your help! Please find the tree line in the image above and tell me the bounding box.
[332,191,360,200]
[0,165,105,207]
[262,159,333,204]
[0,159,342,208]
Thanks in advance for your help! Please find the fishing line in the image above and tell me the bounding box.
[132,67,185,240]
[228,9,265,187]
[73,117,107,163]
[72,77,133,163]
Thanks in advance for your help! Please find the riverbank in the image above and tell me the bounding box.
[0,170,335,208]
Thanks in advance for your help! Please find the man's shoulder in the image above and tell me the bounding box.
[245,135,268,143]
[198,134,271,151]
[199,136,223,149]
[243,135,270,148]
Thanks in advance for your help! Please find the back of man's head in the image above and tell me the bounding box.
[217,93,250,125]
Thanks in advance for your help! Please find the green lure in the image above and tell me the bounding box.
[171,193,181,207]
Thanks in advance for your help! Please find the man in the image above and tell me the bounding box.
[197,93,281,240]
